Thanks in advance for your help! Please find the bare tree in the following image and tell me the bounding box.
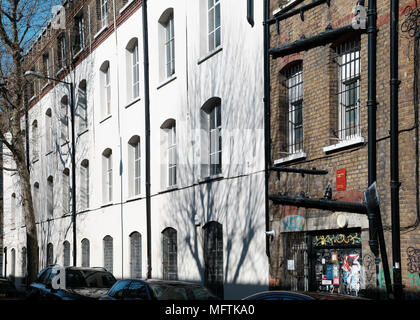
[0,0,59,284]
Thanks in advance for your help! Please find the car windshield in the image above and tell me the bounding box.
[148,283,217,300]
[66,270,116,288]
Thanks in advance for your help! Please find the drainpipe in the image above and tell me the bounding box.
[263,0,271,259]
[142,0,152,280]
[390,0,403,300]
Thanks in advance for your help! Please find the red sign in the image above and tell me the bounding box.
[336,169,346,191]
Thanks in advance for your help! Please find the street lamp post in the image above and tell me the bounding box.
[24,71,77,267]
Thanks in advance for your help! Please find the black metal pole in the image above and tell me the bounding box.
[142,0,152,279]
[390,0,403,300]
[69,82,77,267]
[263,0,271,258]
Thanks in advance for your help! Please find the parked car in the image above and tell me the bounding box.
[101,279,220,300]
[0,277,24,300]
[27,266,117,300]
[242,290,370,301]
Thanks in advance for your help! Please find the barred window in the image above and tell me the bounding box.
[336,39,361,140]
[63,241,71,267]
[47,243,54,266]
[162,228,177,280]
[103,235,113,273]
[203,221,223,299]
[82,238,90,267]
[284,63,303,154]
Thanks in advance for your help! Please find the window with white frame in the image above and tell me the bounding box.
[100,61,111,118]
[45,108,53,152]
[33,182,40,221]
[200,98,222,178]
[11,193,16,229]
[284,63,303,155]
[57,34,66,70]
[160,119,177,189]
[168,124,177,187]
[77,80,88,132]
[80,159,89,210]
[62,169,70,215]
[128,136,141,197]
[126,39,139,102]
[158,9,175,82]
[102,149,113,203]
[74,12,85,53]
[42,53,50,80]
[60,96,69,145]
[31,120,39,160]
[165,14,175,78]
[100,0,108,28]
[208,0,221,52]
[336,38,361,140]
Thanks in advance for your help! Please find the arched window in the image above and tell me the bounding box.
[80,159,90,210]
[126,38,140,101]
[33,182,40,221]
[130,232,142,279]
[77,80,88,133]
[11,248,16,277]
[31,120,39,160]
[103,235,113,273]
[199,0,221,55]
[128,136,141,196]
[203,221,223,299]
[162,227,177,280]
[63,241,71,267]
[201,98,222,177]
[47,176,54,217]
[11,193,16,229]
[158,8,175,81]
[45,108,53,152]
[160,119,176,188]
[100,61,111,118]
[81,238,90,267]
[60,95,69,145]
[102,149,113,203]
[62,168,70,215]
[47,243,54,266]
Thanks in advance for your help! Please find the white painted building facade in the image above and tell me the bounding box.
[2,0,267,299]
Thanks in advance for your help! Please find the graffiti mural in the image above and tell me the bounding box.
[314,232,361,247]
[406,247,420,273]
[341,254,361,294]
[281,215,305,232]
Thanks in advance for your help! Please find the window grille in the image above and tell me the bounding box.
[130,232,142,279]
[162,228,177,280]
[63,241,70,267]
[82,239,90,267]
[335,39,361,140]
[203,222,224,299]
[103,236,113,273]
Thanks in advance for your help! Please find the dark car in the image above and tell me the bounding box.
[242,290,369,301]
[101,279,220,300]
[0,278,24,300]
[27,266,117,300]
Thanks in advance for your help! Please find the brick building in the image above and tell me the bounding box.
[267,0,420,297]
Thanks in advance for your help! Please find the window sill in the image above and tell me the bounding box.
[55,67,65,77]
[61,141,69,147]
[77,129,89,137]
[72,48,84,61]
[198,174,224,184]
[274,151,307,165]
[41,82,50,92]
[78,208,90,214]
[197,46,223,65]
[158,185,179,194]
[45,150,54,156]
[125,97,141,109]
[157,75,177,90]
[323,136,365,154]
[32,158,39,164]
[126,195,143,203]
[94,25,108,39]
[101,202,113,208]
[119,0,135,14]
[29,95,37,103]
[99,114,112,124]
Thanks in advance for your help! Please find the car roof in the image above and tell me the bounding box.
[244,290,369,300]
[119,278,204,287]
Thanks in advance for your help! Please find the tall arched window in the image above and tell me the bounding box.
[103,235,113,273]
[60,95,69,145]
[160,119,177,189]
[102,149,113,203]
[47,176,54,217]
[45,108,53,152]
[81,238,90,267]
[130,232,142,279]
[47,243,54,266]
[77,80,88,133]
[31,120,39,160]
[33,182,40,221]
[162,227,177,280]
[80,159,90,210]
[11,248,16,277]
[100,61,111,118]
[62,168,70,215]
[203,221,224,299]
[11,193,16,229]
[126,38,139,101]
[158,8,175,81]
[201,98,222,177]
[21,247,27,280]
[128,136,141,197]
[63,241,71,267]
